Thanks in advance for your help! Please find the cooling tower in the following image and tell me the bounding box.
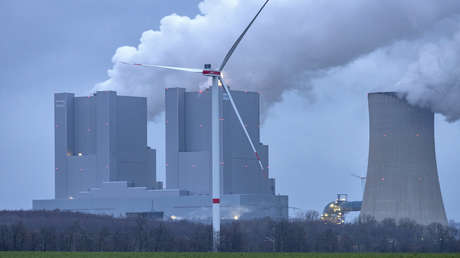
[361,92,447,225]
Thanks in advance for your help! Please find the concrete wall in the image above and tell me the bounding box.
[54,91,157,199]
[361,92,447,225]
[165,87,275,195]
[34,180,287,220]
[54,93,75,199]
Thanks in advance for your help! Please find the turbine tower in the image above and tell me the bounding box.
[121,0,270,251]
[351,173,366,194]
[361,92,447,225]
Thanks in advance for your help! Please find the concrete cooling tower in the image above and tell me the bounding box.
[361,92,447,225]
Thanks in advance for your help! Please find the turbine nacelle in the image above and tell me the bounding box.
[202,70,221,77]
[203,64,221,77]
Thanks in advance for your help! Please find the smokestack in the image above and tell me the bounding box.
[361,92,447,225]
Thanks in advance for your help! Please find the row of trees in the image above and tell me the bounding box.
[0,210,459,252]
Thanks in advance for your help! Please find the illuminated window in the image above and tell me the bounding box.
[78,153,83,156]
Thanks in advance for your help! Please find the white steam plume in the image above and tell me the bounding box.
[95,0,460,120]
[396,21,460,121]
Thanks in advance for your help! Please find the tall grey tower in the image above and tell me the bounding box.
[361,92,447,225]
[165,87,275,195]
[54,91,156,199]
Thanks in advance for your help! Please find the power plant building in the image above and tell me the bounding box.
[165,87,275,195]
[33,89,288,220]
[54,91,157,199]
[361,92,447,225]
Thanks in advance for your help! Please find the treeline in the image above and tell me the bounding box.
[0,210,459,252]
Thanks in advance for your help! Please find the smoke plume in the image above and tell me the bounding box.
[395,20,460,121]
[95,0,460,120]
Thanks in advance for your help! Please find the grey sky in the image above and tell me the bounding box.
[1,0,459,222]
[0,0,200,209]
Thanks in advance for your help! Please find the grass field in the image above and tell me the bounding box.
[1,252,460,258]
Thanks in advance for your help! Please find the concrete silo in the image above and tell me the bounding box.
[360,92,447,225]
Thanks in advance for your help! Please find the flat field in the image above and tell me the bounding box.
[1,253,460,258]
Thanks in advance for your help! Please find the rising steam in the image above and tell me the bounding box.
[396,25,460,121]
[95,0,460,121]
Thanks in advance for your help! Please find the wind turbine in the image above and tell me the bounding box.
[121,0,270,251]
[351,173,366,194]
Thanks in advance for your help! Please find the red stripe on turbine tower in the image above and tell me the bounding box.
[212,198,220,204]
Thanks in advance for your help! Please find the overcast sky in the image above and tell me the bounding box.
[1,0,459,222]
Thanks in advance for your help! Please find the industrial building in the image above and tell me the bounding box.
[360,92,447,225]
[320,194,362,224]
[33,90,288,220]
[53,91,158,199]
[165,87,275,195]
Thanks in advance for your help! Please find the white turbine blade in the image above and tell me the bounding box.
[119,62,203,73]
[218,77,264,171]
[218,0,270,72]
